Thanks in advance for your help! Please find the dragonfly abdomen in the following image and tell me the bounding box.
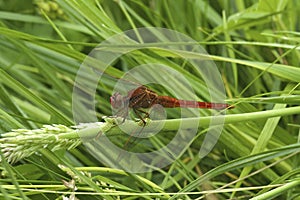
[157,96,232,109]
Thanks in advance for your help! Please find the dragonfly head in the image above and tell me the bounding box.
[110,92,125,108]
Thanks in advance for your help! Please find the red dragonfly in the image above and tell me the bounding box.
[110,85,234,124]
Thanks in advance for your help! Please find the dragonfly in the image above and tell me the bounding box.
[91,71,235,164]
[110,85,234,124]
[109,84,234,159]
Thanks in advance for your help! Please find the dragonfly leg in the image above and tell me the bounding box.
[133,108,149,126]
[137,109,150,119]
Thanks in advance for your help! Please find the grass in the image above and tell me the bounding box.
[1,0,300,199]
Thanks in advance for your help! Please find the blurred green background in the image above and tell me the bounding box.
[1,0,300,199]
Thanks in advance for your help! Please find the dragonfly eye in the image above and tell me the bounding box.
[110,92,123,108]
